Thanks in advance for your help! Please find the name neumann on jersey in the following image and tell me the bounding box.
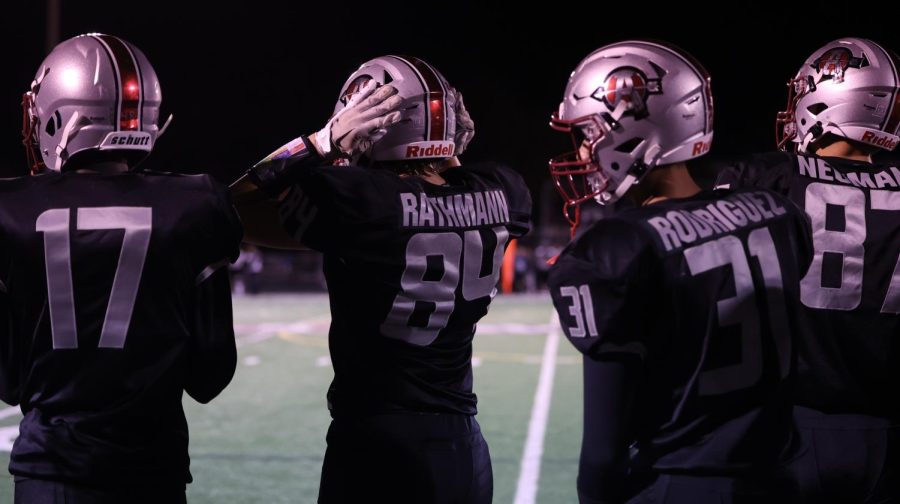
[401,190,510,228]
[797,155,900,189]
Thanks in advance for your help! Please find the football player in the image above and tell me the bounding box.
[1,34,241,504]
[547,41,812,503]
[231,55,532,503]
[715,37,900,501]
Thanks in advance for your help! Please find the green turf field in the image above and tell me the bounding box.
[0,293,582,503]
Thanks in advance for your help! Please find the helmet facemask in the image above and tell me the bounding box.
[22,91,44,174]
[548,113,614,228]
[776,75,816,152]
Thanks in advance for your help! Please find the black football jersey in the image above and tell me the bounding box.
[549,188,812,476]
[276,162,532,417]
[717,153,900,418]
[0,171,242,485]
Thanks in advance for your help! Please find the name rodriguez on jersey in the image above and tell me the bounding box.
[647,191,788,253]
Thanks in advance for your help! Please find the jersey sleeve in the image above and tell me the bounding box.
[194,176,243,285]
[273,165,379,253]
[577,354,640,504]
[188,179,240,400]
[713,151,795,195]
[548,219,659,360]
[185,267,237,403]
[490,164,533,239]
[244,135,325,197]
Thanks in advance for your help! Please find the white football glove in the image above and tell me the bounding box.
[314,81,403,159]
[449,87,475,155]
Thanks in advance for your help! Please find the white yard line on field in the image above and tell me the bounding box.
[0,406,20,421]
[513,312,561,504]
[0,406,21,453]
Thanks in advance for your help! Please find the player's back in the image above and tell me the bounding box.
[0,170,240,485]
[717,152,900,418]
[550,188,811,476]
[276,162,532,417]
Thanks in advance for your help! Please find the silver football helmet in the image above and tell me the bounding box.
[776,37,900,153]
[549,40,714,222]
[22,33,164,173]
[332,55,458,163]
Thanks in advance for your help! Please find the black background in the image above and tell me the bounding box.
[4,2,899,226]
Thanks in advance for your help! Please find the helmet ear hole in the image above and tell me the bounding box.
[614,137,644,154]
[45,110,62,136]
[806,103,828,115]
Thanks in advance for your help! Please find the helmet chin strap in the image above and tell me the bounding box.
[601,143,662,203]
[590,100,638,205]
[797,129,815,153]
[53,111,81,171]
[798,121,828,153]
[642,143,662,167]
[611,174,637,201]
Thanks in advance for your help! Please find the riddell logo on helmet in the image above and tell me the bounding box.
[861,131,898,150]
[405,143,454,158]
[692,140,711,156]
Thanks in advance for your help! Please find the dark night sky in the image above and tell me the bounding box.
[4,2,900,231]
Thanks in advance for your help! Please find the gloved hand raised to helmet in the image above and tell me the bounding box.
[448,87,475,156]
[239,81,403,198]
[312,81,404,159]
